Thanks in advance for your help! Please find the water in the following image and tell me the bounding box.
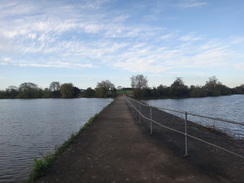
[143,95,244,138]
[0,98,113,183]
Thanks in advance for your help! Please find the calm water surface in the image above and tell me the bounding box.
[0,98,113,183]
[143,95,244,138]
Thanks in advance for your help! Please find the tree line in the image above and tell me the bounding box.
[130,75,244,99]
[0,80,117,99]
[0,76,243,99]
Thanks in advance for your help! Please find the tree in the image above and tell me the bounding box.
[17,82,41,98]
[204,76,232,96]
[60,83,74,98]
[170,77,189,97]
[0,90,5,99]
[110,87,117,98]
[218,85,232,95]
[130,74,148,89]
[97,80,115,91]
[205,76,220,88]
[95,86,108,98]
[73,87,81,98]
[233,84,244,94]
[49,82,60,91]
[42,88,52,98]
[49,82,61,98]
[157,84,170,98]
[130,74,148,99]
[18,82,38,91]
[189,85,207,98]
[85,87,96,97]
[5,85,18,98]
[95,80,116,98]
[204,76,223,96]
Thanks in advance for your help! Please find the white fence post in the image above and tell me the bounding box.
[150,105,153,134]
[184,112,188,157]
[139,103,141,124]
[132,100,135,114]
[124,96,244,160]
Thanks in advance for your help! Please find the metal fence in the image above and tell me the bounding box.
[124,96,244,159]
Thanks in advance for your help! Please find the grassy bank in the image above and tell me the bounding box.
[23,99,114,183]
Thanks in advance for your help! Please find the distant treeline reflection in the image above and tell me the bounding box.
[0,76,244,99]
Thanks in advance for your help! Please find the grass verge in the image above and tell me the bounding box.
[23,99,114,183]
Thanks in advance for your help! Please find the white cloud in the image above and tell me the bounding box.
[6,59,95,69]
[0,56,14,65]
[175,0,208,9]
[28,33,37,39]
[0,1,36,19]
[179,33,203,41]
[112,58,168,73]
[160,33,175,40]
[229,36,244,45]
[0,0,243,80]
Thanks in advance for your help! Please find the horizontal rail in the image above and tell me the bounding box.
[128,96,244,126]
[159,106,244,126]
[187,134,244,159]
[130,101,185,136]
[124,95,244,159]
[187,113,244,126]
[153,106,186,114]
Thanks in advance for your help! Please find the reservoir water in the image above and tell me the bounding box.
[143,95,244,139]
[0,98,113,183]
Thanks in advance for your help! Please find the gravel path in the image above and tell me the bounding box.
[35,96,243,183]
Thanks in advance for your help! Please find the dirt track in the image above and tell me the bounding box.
[35,96,243,183]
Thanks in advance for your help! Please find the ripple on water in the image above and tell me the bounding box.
[0,98,113,183]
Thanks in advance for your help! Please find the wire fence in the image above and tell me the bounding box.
[124,96,244,159]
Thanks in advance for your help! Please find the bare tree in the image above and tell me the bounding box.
[205,76,221,90]
[49,82,61,91]
[130,74,148,89]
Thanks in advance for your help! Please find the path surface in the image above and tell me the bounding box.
[35,96,240,183]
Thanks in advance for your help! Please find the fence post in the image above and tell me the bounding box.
[136,101,138,119]
[139,103,141,124]
[132,100,135,114]
[184,112,188,157]
[150,105,153,134]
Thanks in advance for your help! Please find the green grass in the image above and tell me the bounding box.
[116,89,133,96]
[23,100,113,183]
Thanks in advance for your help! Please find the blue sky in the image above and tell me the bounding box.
[0,0,243,90]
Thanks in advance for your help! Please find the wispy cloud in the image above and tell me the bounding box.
[179,33,203,41]
[174,0,208,9]
[0,0,243,89]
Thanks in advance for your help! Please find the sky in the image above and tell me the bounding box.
[0,0,244,90]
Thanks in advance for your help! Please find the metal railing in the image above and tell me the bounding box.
[124,96,244,159]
